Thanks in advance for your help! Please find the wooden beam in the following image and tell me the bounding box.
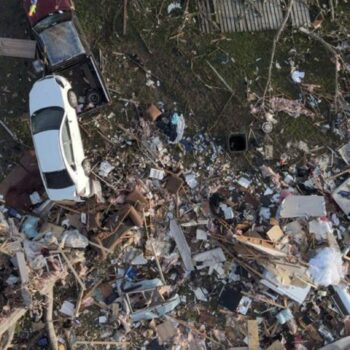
[247,320,259,350]
[0,38,36,59]
[0,308,27,339]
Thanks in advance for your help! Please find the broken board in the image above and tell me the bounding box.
[0,38,36,59]
[235,235,286,257]
[247,320,259,350]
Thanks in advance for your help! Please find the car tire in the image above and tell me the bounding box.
[82,159,91,176]
[86,89,102,105]
[68,89,78,108]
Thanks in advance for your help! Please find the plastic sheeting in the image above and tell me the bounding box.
[308,248,345,287]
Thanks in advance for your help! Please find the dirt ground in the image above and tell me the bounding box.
[1,0,349,180]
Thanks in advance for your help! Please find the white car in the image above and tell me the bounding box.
[29,75,91,202]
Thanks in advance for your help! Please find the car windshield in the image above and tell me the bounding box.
[43,169,73,189]
[33,12,71,33]
[38,20,85,66]
[31,107,64,135]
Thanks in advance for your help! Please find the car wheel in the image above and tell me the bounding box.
[82,159,91,176]
[86,89,102,105]
[68,89,78,108]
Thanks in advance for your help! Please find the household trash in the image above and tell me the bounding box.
[61,230,89,249]
[167,1,182,14]
[149,168,165,180]
[59,301,75,317]
[21,215,40,239]
[1,84,350,350]
[156,112,185,144]
[308,248,346,287]
[98,161,115,177]
[270,97,315,118]
[291,70,305,83]
[332,178,350,216]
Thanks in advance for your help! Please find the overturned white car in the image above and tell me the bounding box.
[29,75,91,202]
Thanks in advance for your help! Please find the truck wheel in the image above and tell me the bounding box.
[87,89,102,105]
[82,159,91,176]
[68,89,78,108]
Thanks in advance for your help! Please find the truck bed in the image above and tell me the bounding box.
[53,55,110,115]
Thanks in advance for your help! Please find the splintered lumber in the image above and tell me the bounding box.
[235,235,287,257]
[123,0,128,35]
[58,247,86,290]
[267,340,286,350]
[247,320,259,350]
[73,340,129,347]
[169,219,194,272]
[16,252,29,284]
[46,283,58,350]
[0,38,36,59]
[2,325,16,350]
[0,308,27,339]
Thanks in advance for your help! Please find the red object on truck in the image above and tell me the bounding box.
[23,0,74,26]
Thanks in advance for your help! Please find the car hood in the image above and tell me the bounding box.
[29,77,65,114]
[33,130,65,172]
[23,0,74,26]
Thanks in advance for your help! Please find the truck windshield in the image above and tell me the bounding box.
[43,169,74,189]
[31,107,64,135]
[34,12,72,33]
[38,20,86,67]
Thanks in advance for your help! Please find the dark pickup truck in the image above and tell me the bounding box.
[23,0,111,114]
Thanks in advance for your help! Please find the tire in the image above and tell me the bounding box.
[82,159,91,176]
[86,89,102,105]
[68,89,78,108]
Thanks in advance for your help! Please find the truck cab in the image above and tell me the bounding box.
[23,0,111,114]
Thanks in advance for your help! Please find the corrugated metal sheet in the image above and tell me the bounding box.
[197,0,310,33]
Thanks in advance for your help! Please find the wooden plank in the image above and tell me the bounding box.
[235,235,287,257]
[241,2,250,32]
[247,320,259,350]
[272,1,281,29]
[240,1,249,32]
[206,0,215,32]
[246,5,255,32]
[213,0,225,32]
[228,0,238,32]
[254,4,262,31]
[221,0,231,32]
[267,340,286,350]
[0,38,36,59]
[257,1,265,30]
[264,0,274,30]
[232,0,241,32]
[169,219,194,272]
[196,0,205,32]
[262,1,272,30]
[218,0,228,32]
[238,0,247,32]
[254,2,262,31]
[275,0,284,26]
[223,0,233,32]
[299,0,311,26]
[267,0,276,29]
[226,0,236,32]
[202,0,210,33]
[0,308,27,338]
[291,0,300,27]
[196,0,206,33]
[16,252,29,285]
